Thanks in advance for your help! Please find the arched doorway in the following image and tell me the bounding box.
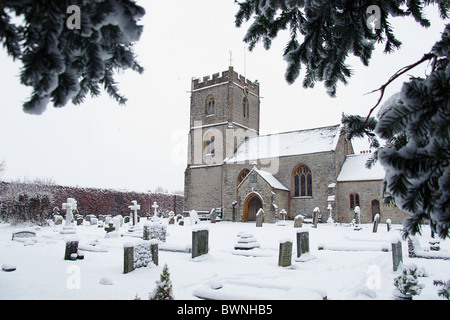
[372,200,380,221]
[243,193,263,222]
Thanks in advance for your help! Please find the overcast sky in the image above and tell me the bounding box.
[0,1,447,193]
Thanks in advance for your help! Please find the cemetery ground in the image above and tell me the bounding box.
[0,218,449,300]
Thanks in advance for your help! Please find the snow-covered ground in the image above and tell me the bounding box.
[0,219,448,300]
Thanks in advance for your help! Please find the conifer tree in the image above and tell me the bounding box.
[343,25,449,240]
[235,1,449,239]
[0,0,145,114]
[235,0,448,96]
[149,263,174,300]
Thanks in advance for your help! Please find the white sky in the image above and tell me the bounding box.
[0,1,447,193]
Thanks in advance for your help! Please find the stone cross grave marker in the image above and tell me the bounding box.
[372,213,380,233]
[391,240,403,272]
[128,200,140,226]
[256,208,264,227]
[192,228,209,259]
[60,198,77,234]
[278,240,293,267]
[152,201,159,217]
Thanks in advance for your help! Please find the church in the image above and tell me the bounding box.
[183,67,409,225]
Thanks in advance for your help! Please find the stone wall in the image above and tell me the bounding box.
[336,180,409,224]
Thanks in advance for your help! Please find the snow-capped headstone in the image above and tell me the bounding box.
[354,206,361,225]
[210,208,216,224]
[372,213,380,233]
[2,264,17,272]
[294,215,304,228]
[192,228,208,259]
[392,240,403,272]
[386,219,392,232]
[123,240,158,274]
[189,210,200,225]
[256,208,264,227]
[312,207,320,228]
[278,240,292,267]
[64,239,80,261]
[143,222,166,242]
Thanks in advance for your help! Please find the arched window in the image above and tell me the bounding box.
[243,97,249,118]
[350,193,360,209]
[205,95,215,116]
[293,164,312,197]
[237,168,250,186]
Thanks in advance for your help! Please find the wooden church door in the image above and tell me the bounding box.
[247,197,262,222]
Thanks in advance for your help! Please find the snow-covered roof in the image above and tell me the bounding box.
[227,124,342,163]
[254,168,290,191]
[238,167,290,191]
[337,154,385,182]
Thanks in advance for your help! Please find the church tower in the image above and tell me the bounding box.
[184,66,260,214]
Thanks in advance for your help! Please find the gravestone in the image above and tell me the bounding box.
[123,241,159,274]
[127,200,142,236]
[90,217,98,226]
[296,229,310,258]
[192,228,209,259]
[152,201,159,217]
[105,221,116,233]
[54,215,63,225]
[189,210,200,225]
[128,200,140,226]
[11,230,36,242]
[64,239,80,261]
[392,240,403,272]
[2,264,16,272]
[294,215,304,228]
[312,207,320,228]
[278,240,292,267]
[210,208,216,224]
[60,198,77,234]
[372,213,380,233]
[386,219,392,232]
[143,222,166,242]
[256,208,264,227]
[354,206,361,225]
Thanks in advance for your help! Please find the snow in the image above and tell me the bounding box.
[228,124,342,163]
[337,153,386,182]
[0,220,449,300]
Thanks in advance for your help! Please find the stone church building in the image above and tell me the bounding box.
[184,67,409,225]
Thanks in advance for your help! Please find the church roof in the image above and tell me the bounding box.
[227,124,342,163]
[337,153,385,182]
[238,166,290,191]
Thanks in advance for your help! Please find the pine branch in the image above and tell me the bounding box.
[363,53,437,127]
